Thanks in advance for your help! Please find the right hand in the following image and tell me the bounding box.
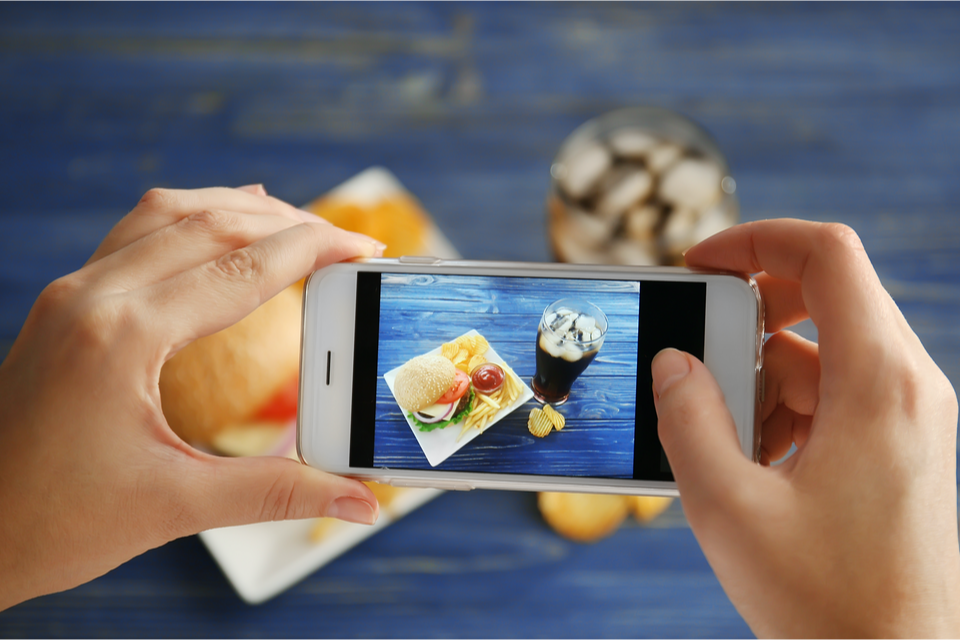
[652,220,960,636]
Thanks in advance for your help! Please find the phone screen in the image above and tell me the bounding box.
[349,272,705,482]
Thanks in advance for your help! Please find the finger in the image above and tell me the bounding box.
[759,405,813,465]
[652,349,758,520]
[81,210,300,290]
[88,187,311,264]
[754,272,807,333]
[176,455,379,533]
[143,222,382,352]
[760,331,820,421]
[684,220,893,381]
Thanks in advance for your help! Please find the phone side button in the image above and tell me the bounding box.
[389,479,474,491]
[398,255,442,265]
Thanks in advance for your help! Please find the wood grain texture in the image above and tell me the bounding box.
[1,3,958,638]
[373,273,637,477]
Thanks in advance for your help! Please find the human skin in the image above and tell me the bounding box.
[652,220,960,637]
[0,185,385,611]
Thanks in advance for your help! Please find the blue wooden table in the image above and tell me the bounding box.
[373,274,637,477]
[2,3,959,638]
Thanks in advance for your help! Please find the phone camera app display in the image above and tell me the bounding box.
[350,272,705,482]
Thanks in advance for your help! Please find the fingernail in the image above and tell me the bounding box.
[297,209,331,224]
[239,183,267,196]
[343,230,385,251]
[326,497,377,525]
[652,348,691,396]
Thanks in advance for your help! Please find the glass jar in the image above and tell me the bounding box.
[547,107,738,266]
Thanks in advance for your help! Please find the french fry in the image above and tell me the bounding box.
[478,394,501,410]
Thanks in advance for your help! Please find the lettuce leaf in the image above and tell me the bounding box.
[409,389,474,432]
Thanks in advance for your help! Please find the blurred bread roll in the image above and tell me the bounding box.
[538,492,675,542]
[538,492,629,543]
[159,285,302,450]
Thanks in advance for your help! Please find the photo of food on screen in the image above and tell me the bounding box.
[370,273,640,478]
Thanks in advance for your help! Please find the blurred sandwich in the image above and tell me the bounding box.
[159,285,302,457]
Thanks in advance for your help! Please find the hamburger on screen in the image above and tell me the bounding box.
[393,355,474,431]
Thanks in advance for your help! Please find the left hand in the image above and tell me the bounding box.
[0,185,385,611]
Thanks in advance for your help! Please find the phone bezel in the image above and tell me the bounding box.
[298,259,762,496]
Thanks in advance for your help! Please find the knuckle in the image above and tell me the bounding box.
[71,298,142,352]
[213,247,260,281]
[136,187,175,212]
[819,222,865,255]
[185,209,234,235]
[35,275,82,314]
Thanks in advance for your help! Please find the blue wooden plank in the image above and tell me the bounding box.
[373,272,638,478]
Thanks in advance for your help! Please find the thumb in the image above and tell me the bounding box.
[177,455,379,534]
[653,348,754,518]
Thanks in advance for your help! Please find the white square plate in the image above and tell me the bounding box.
[383,330,535,467]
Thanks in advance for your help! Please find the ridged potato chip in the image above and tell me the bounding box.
[472,335,489,355]
[441,342,459,360]
[454,335,476,351]
[527,408,553,438]
[468,354,486,372]
[542,404,565,430]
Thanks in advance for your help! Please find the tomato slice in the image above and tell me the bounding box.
[256,376,299,421]
[436,370,470,405]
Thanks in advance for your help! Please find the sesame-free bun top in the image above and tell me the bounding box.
[393,354,456,413]
[158,285,302,446]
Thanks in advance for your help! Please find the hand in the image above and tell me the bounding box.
[653,220,960,636]
[0,185,386,611]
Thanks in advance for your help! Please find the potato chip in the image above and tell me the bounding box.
[454,335,475,351]
[527,408,553,438]
[542,404,565,431]
[441,342,459,360]
[468,354,486,372]
[452,348,469,364]
[472,335,489,356]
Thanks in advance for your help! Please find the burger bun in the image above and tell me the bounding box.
[393,354,456,413]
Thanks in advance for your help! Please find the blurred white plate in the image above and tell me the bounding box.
[383,330,534,467]
[198,167,457,604]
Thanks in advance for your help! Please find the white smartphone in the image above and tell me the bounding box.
[298,258,763,496]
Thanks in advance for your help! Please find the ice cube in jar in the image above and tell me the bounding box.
[547,107,738,266]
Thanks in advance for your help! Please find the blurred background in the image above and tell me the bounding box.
[1,3,958,637]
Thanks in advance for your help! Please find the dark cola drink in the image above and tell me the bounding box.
[531,299,608,405]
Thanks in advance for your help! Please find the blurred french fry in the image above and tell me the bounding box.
[479,394,501,410]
